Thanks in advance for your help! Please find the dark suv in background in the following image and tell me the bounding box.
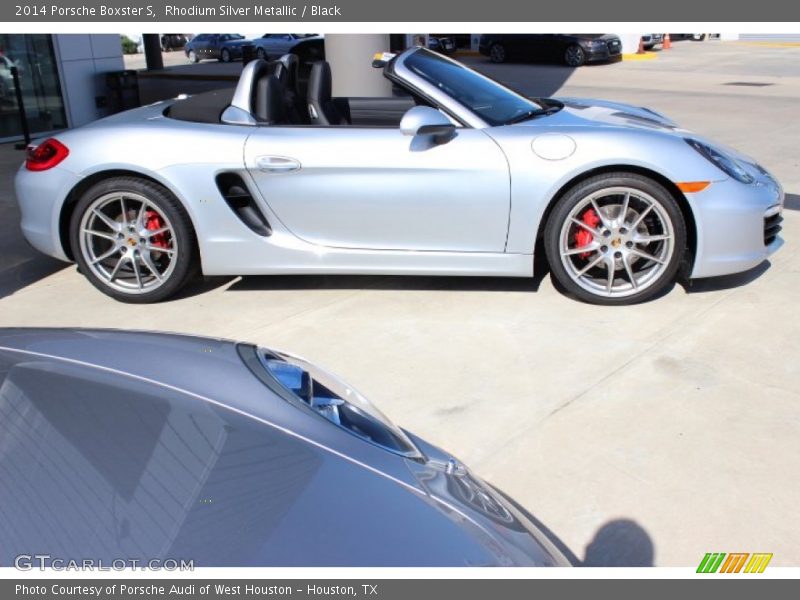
[479,34,622,66]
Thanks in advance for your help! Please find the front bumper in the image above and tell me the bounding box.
[688,175,784,279]
[584,43,622,62]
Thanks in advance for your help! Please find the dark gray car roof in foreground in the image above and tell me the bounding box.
[0,328,568,566]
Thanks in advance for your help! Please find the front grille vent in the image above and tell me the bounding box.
[764,212,783,246]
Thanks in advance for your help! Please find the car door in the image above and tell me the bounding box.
[243,124,511,252]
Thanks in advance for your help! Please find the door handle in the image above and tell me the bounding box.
[256,156,301,173]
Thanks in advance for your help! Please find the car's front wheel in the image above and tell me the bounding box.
[69,177,198,303]
[255,47,266,60]
[564,44,586,66]
[220,48,231,62]
[489,43,507,63]
[544,173,686,305]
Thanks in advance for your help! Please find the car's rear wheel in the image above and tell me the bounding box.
[220,48,232,62]
[564,44,586,67]
[256,47,266,60]
[69,177,198,303]
[544,173,686,305]
[489,43,507,63]
[188,50,199,63]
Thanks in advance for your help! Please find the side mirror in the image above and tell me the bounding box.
[400,106,456,144]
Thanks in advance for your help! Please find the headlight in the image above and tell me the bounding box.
[685,138,754,184]
[240,345,422,459]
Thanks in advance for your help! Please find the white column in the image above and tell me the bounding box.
[325,34,393,97]
[618,34,643,55]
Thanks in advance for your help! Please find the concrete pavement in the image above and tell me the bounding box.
[2,40,799,566]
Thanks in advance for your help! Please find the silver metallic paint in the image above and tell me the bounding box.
[14,48,784,284]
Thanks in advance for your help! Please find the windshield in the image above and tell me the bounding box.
[403,49,542,126]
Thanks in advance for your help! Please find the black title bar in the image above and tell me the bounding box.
[3,0,800,22]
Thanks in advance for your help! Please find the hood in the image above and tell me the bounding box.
[550,96,682,132]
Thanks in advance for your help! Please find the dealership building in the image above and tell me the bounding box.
[0,34,124,143]
[0,32,770,144]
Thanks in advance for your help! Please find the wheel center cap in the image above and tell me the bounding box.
[611,238,622,248]
[126,238,137,247]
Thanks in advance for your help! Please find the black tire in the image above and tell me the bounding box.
[69,177,198,304]
[544,172,687,305]
[188,50,199,63]
[489,43,507,63]
[220,48,231,63]
[564,44,586,67]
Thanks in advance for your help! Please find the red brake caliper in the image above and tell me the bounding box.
[144,210,168,249]
[574,208,600,259]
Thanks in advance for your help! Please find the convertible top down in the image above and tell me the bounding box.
[16,47,784,304]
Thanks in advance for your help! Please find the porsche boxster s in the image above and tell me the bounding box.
[15,47,784,305]
[0,327,570,567]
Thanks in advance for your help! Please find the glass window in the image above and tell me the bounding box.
[403,49,542,126]
[0,34,67,140]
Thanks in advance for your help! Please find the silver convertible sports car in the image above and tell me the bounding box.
[15,47,784,305]
[0,328,570,566]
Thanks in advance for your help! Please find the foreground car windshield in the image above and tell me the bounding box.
[404,50,541,126]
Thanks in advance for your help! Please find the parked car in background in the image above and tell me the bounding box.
[185,33,249,63]
[428,36,457,55]
[479,34,622,66]
[0,327,570,567]
[252,34,324,61]
[642,34,664,50]
[161,34,188,52]
[670,34,718,41]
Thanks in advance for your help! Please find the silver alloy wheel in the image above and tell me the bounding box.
[256,47,266,60]
[565,45,584,66]
[558,187,675,298]
[78,192,178,295]
[221,48,231,62]
[188,50,198,63]
[490,44,506,63]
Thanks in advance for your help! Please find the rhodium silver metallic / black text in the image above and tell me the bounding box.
[3,0,798,21]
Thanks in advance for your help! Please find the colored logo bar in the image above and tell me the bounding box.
[697,553,773,573]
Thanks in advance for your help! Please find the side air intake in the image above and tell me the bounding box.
[215,173,272,236]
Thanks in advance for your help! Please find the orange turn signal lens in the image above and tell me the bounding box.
[676,181,711,193]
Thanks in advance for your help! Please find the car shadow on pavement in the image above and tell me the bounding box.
[582,519,655,567]
[225,269,549,295]
[681,261,771,295]
[783,192,799,211]
[0,256,68,301]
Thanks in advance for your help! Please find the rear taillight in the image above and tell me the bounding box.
[25,138,69,171]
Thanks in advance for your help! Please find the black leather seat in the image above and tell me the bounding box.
[272,54,306,123]
[253,74,288,125]
[306,61,348,126]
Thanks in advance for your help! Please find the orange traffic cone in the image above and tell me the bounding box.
[663,33,672,49]
[637,37,646,54]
